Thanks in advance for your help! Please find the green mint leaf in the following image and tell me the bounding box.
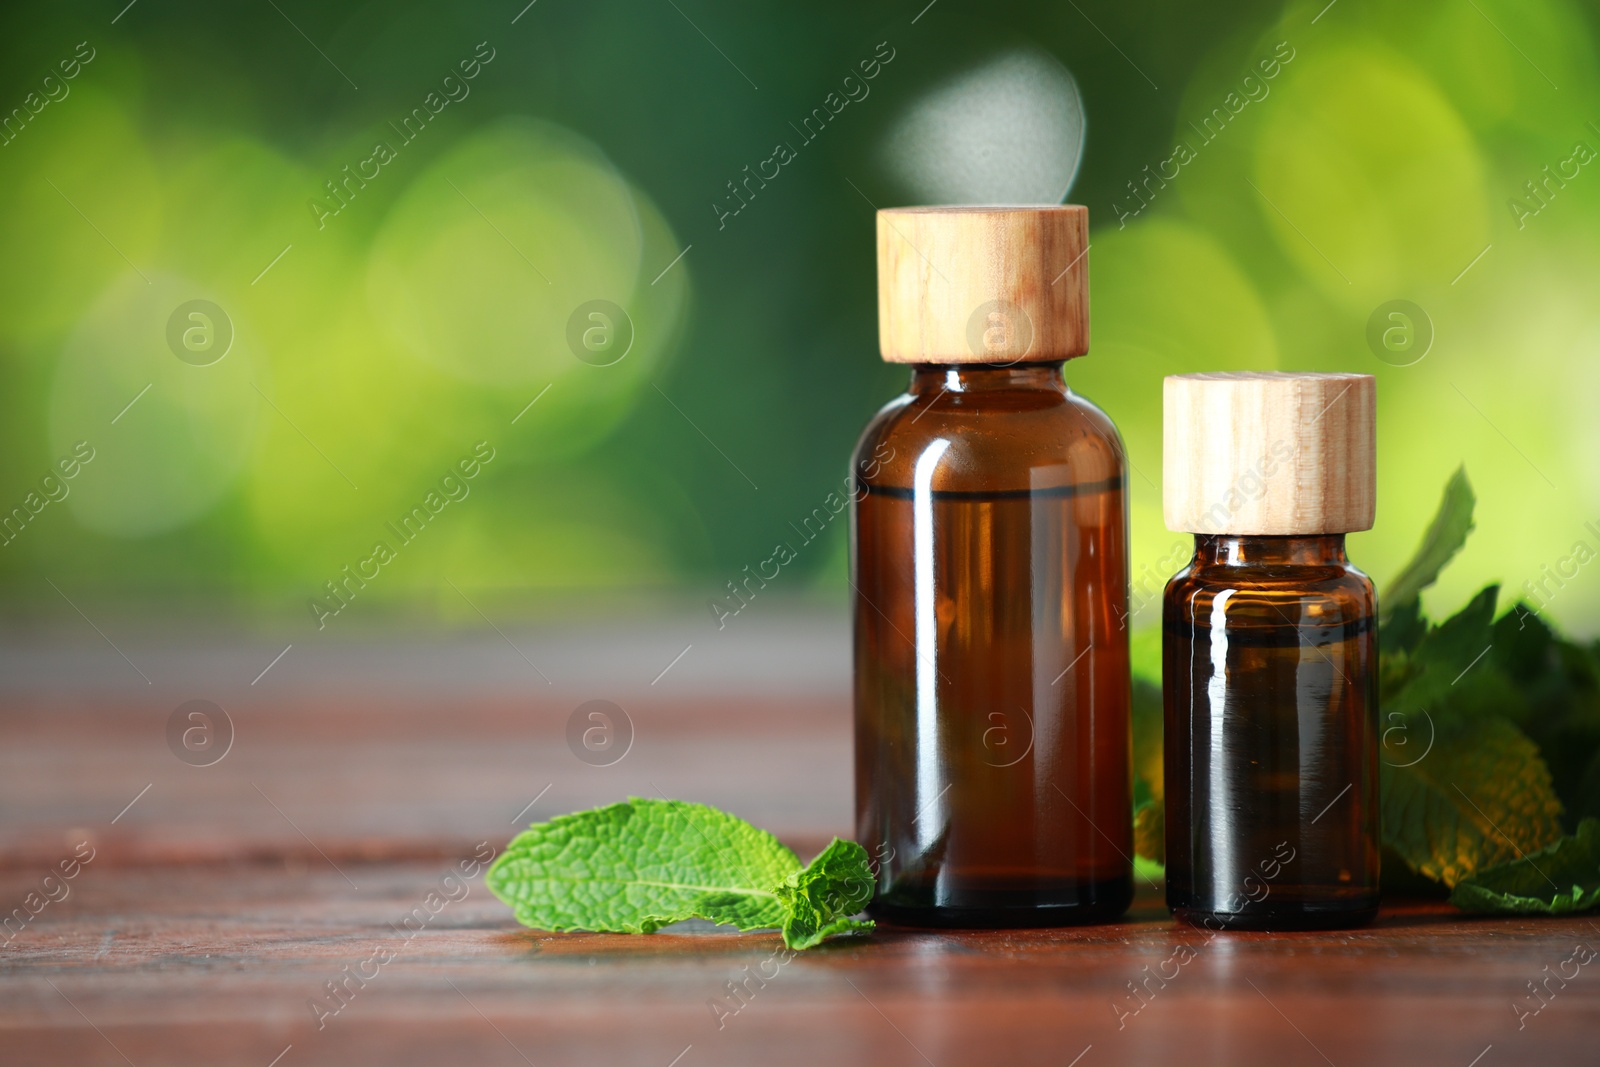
[1380,597,1428,658]
[1384,586,1512,715]
[1382,465,1475,618]
[1131,675,1164,814]
[1134,797,1164,866]
[487,798,802,934]
[1129,625,1163,686]
[1417,585,1498,666]
[1573,744,1600,829]
[1382,714,1564,886]
[1450,818,1600,914]
[1491,600,1560,682]
[1134,854,1167,885]
[1491,607,1600,826]
[775,838,875,950]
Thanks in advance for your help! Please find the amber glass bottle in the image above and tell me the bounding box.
[1161,372,1380,930]
[853,207,1132,927]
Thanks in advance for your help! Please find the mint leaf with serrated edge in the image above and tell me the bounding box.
[1490,606,1600,827]
[1129,465,1600,906]
[1134,797,1164,867]
[1381,465,1475,620]
[487,798,876,949]
[1383,587,1529,729]
[1381,713,1564,886]
[487,798,800,934]
[1451,818,1600,914]
[776,838,875,950]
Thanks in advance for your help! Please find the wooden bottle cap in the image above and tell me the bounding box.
[876,206,1090,364]
[1163,372,1376,535]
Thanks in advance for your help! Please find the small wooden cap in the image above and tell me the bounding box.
[1163,372,1376,535]
[876,206,1090,364]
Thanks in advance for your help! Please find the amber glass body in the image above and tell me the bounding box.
[851,362,1132,927]
[1162,534,1380,930]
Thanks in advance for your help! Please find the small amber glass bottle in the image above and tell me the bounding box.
[853,207,1132,927]
[1161,371,1380,930]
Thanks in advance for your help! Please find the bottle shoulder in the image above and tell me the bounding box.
[1163,560,1376,629]
[852,384,1126,493]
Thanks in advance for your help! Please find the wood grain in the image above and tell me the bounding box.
[2,630,1597,1065]
[876,206,1090,365]
[4,866,1597,1067]
[1164,371,1377,536]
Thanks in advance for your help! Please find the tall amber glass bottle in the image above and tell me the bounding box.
[1162,372,1380,930]
[853,207,1132,927]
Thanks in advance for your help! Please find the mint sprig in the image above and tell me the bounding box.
[775,838,875,949]
[1381,465,1476,615]
[1131,466,1600,916]
[1451,818,1600,914]
[486,798,875,948]
[1380,710,1564,886]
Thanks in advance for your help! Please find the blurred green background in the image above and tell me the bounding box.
[3,0,1598,636]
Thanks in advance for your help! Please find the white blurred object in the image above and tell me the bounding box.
[49,273,260,538]
[880,48,1086,205]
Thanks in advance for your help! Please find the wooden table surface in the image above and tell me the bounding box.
[2,618,1597,1066]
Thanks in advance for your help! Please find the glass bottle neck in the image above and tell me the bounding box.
[909,362,1067,395]
[1192,534,1349,568]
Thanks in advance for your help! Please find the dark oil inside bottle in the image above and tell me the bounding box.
[852,363,1132,927]
[1163,534,1380,930]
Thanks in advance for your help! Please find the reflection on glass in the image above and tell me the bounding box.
[853,363,1132,927]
